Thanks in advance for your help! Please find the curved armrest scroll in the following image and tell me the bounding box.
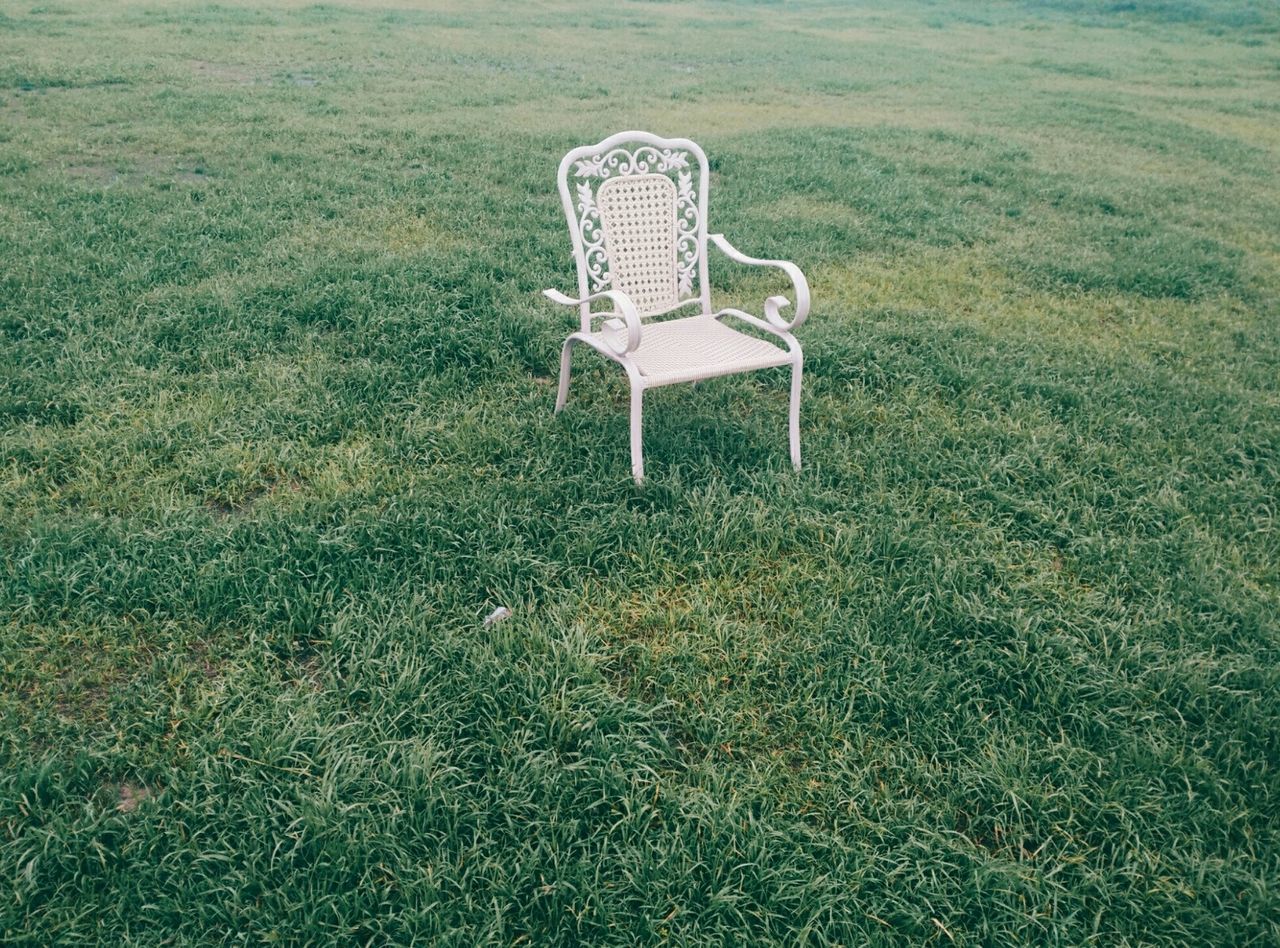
[542,287,643,355]
[708,233,810,331]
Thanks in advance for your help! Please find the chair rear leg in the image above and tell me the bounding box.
[555,338,576,413]
[789,354,803,470]
[630,381,645,484]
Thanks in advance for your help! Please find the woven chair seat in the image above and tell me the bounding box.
[600,315,791,387]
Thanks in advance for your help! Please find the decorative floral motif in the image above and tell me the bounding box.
[571,143,701,302]
[573,154,608,178]
[574,147,689,180]
[674,171,698,296]
[658,150,689,172]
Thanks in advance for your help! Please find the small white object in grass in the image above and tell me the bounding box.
[483,606,512,627]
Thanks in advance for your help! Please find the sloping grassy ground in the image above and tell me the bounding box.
[2,0,1278,942]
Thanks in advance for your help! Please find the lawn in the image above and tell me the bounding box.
[1,0,1278,943]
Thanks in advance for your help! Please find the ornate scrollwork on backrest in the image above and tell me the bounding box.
[559,134,708,316]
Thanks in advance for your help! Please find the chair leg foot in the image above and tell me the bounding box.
[630,382,644,484]
[555,338,576,414]
[789,357,803,470]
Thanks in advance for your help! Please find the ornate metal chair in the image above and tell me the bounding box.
[543,130,811,483]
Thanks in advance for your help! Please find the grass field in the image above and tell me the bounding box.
[2,0,1279,943]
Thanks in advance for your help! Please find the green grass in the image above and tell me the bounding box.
[2,0,1278,942]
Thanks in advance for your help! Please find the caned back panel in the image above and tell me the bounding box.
[596,173,679,316]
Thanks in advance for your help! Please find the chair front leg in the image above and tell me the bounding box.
[555,337,577,414]
[789,352,803,471]
[630,379,645,484]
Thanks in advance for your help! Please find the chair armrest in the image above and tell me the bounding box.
[708,233,810,331]
[542,287,643,355]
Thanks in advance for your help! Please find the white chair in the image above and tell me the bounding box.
[542,130,810,483]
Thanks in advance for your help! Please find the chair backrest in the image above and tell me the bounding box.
[556,131,710,318]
